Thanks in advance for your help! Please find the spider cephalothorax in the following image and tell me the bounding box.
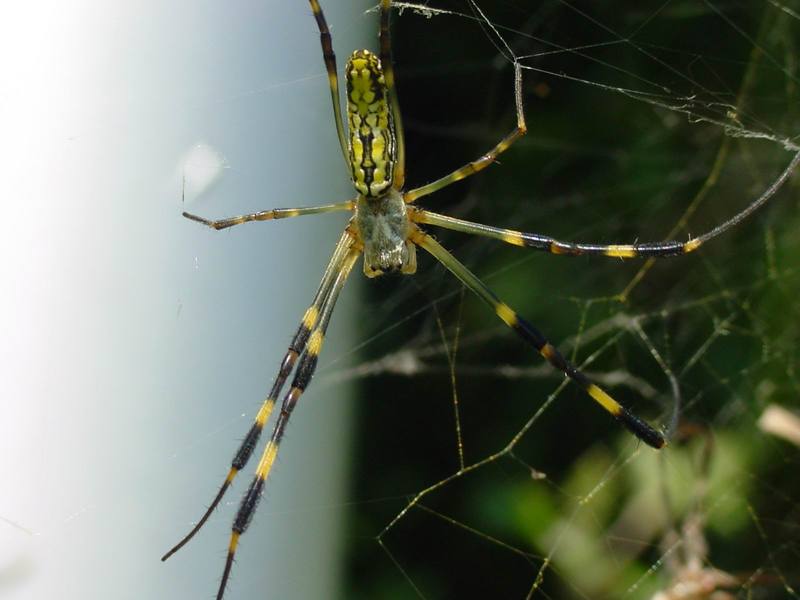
[354,189,416,277]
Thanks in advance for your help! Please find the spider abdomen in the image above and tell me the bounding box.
[355,189,416,278]
[346,49,396,197]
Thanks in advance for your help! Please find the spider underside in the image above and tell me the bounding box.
[356,189,416,277]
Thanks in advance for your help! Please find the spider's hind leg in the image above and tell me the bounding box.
[161,230,356,563]
[216,243,361,600]
[412,228,666,449]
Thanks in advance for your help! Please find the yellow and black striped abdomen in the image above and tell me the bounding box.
[346,49,396,197]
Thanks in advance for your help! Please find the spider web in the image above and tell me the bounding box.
[3,2,796,600]
[331,2,800,599]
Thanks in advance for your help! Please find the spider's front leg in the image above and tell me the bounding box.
[182,200,354,231]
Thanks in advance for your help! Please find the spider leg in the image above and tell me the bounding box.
[217,243,361,600]
[182,200,354,231]
[161,229,355,562]
[403,62,527,203]
[413,148,800,257]
[309,0,350,168]
[411,228,666,449]
[379,0,406,189]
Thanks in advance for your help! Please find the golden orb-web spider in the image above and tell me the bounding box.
[163,1,800,598]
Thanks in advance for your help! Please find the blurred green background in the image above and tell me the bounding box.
[342,2,800,599]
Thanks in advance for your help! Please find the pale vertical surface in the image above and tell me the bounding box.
[0,2,368,599]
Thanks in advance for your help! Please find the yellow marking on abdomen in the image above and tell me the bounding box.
[586,383,622,416]
[346,49,396,197]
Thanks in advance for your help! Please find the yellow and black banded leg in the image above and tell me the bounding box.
[413,146,800,258]
[182,200,354,231]
[218,246,361,600]
[379,0,406,189]
[161,230,354,562]
[411,228,666,449]
[308,0,350,167]
[403,62,527,203]
[412,209,701,258]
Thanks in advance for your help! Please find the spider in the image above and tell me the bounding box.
[163,1,799,598]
